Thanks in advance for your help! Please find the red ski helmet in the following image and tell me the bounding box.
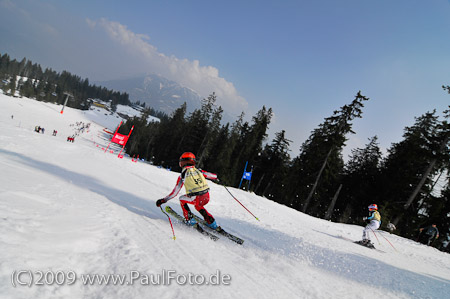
[179,152,196,168]
[368,204,378,211]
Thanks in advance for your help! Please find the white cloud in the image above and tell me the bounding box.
[0,0,15,9]
[1,0,58,37]
[87,18,248,115]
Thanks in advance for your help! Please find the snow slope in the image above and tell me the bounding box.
[1,94,449,299]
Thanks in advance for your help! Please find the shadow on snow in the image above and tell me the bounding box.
[3,148,450,298]
[0,148,161,221]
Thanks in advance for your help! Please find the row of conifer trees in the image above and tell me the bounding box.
[0,53,129,110]
[2,52,449,251]
[120,90,450,252]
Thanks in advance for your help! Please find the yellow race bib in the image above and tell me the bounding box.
[184,167,209,195]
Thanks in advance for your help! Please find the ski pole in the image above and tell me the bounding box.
[224,185,260,221]
[378,231,398,252]
[160,206,176,240]
[369,227,381,245]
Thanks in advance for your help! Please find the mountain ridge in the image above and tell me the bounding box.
[96,74,202,115]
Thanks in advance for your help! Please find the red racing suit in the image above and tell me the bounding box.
[163,166,218,223]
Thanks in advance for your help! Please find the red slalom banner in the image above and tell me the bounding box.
[111,133,129,146]
[104,121,134,158]
[117,125,134,158]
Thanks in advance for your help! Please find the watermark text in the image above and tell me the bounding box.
[11,270,231,287]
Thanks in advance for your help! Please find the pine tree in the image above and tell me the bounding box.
[231,106,273,186]
[197,93,224,168]
[7,76,16,96]
[213,113,245,185]
[253,130,292,201]
[337,136,382,223]
[285,91,369,217]
[380,109,450,237]
[151,103,188,168]
[430,184,450,250]
[178,96,214,156]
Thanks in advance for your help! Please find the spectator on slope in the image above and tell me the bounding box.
[418,224,439,246]
[156,152,220,230]
[387,222,396,233]
[358,204,381,247]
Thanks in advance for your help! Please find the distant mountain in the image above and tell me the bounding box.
[96,74,202,115]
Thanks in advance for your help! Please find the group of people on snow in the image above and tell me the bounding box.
[65,121,91,143]
[156,152,442,249]
[31,121,91,143]
[34,126,45,134]
[359,203,440,247]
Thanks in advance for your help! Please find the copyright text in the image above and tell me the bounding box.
[11,269,232,287]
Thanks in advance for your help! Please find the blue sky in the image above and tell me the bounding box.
[1,0,450,158]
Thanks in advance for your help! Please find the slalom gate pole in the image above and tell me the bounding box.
[105,121,122,153]
[370,227,381,245]
[378,231,398,252]
[160,206,176,240]
[223,185,260,221]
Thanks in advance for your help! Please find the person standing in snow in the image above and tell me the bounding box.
[359,204,381,246]
[387,222,396,233]
[418,224,439,246]
[156,152,220,229]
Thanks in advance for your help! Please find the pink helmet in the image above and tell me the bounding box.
[368,204,378,211]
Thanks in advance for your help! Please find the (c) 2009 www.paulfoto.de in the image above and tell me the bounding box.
[11,269,232,287]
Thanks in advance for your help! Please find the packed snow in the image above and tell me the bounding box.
[1,94,449,299]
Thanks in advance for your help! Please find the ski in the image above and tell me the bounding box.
[192,215,244,245]
[165,206,219,241]
[337,235,385,253]
[354,240,376,249]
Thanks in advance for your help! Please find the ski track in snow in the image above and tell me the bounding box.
[1,94,450,299]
